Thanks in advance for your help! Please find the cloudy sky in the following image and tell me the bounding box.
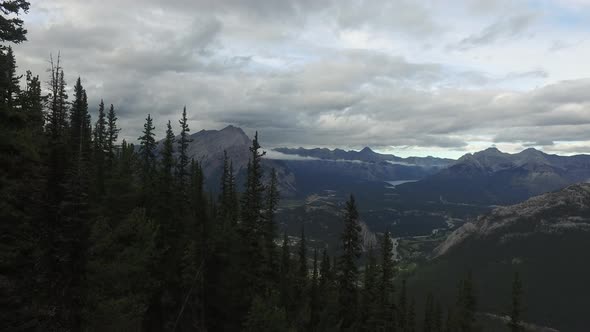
[12,0,590,158]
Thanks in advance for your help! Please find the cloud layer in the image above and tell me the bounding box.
[12,0,590,158]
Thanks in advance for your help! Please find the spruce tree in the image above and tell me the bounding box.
[105,103,119,170]
[337,195,362,329]
[309,248,320,332]
[399,279,408,331]
[507,272,524,332]
[378,230,396,330]
[264,168,280,279]
[176,106,192,194]
[456,271,477,332]
[408,299,417,332]
[279,232,292,312]
[360,245,378,331]
[138,114,156,207]
[423,292,434,332]
[92,99,107,197]
[433,301,443,332]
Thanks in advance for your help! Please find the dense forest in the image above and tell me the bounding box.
[1,2,525,331]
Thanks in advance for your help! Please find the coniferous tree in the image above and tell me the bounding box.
[433,301,443,332]
[41,53,72,330]
[338,195,362,330]
[408,299,417,332]
[444,308,453,332]
[105,103,119,170]
[0,35,41,330]
[239,132,267,296]
[279,232,292,313]
[138,114,156,207]
[507,272,524,332]
[399,279,408,331]
[456,271,477,332]
[423,292,435,332]
[264,168,280,279]
[93,99,107,197]
[176,106,192,194]
[309,248,320,332]
[360,245,378,331]
[378,230,396,330]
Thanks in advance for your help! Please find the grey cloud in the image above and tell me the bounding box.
[11,0,590,153]
[452,14,537,50]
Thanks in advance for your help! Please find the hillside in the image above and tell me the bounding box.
[408,184,590,331]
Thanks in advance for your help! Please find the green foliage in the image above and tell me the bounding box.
[507,272,524,332]
[0,0,30,45]
[337,194,362,329]
[85,208,160,331]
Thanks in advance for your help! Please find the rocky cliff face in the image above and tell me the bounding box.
[436,183,590,256]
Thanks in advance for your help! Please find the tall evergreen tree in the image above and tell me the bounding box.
[507,272,524,332]
[105,103,119,170]
[309,248,320,332]
[337,195,362,330]
[279,232,292,313]
[138,114,156,206]
[264,168,280,279]
[408,299,417,332]
[360,245,379,331]
[456,271,477,332]
[399,279,408,331]
[239,132,267,294]
[176,106,192,193]
[423,292,435,332]
[92,99,107,197]
[378,230,396,330]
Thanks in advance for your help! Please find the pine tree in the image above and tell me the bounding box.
[507,272,524,332]
[105,103,119,170]
[433,301,443,332]
[444,308,453,332]
[21,70,44,134]
[456,271,477,332]
[239,132,267,295]
[264,168,280,280]
[176,106,192,194]
[399,279,408,331]
[360,245,378,331]
[378,230,396,330]
[69,77,91,164]
[279,232,292,312]
[92,99,107,197]
[297,225,308,296]
[41,53,72,330]
[0,37,40,330]
[423,292,434,332]
[408,299,417,332]
[338,195,362,329]
[138,114,156,206]
[309,248,320,332]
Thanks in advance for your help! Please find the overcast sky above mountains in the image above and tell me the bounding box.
[14,0,590,158]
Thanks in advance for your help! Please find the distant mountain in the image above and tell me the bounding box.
[274,146,454,169]
[409,184,590,331]
[396,147,590,205]
[157,125,297,195]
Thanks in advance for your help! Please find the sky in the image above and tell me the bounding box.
[11,0,590,158]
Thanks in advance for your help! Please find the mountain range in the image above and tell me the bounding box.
[396,147,590,205]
